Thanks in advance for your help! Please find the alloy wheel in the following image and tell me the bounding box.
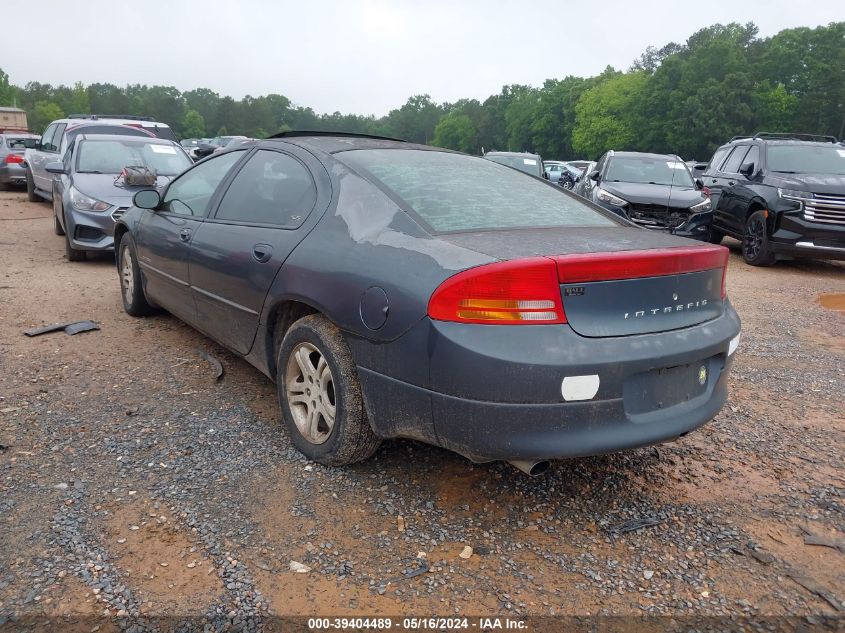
[121,247,134,304]
[285,342,336,444]
[744,215,765,260]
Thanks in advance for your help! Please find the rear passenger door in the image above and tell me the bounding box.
[188,147,325,355]
[713,145,749,234]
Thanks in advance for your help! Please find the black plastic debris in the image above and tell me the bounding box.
[197,349,225,380]
[23,320,100,337]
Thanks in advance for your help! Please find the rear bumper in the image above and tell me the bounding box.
[357,306,741,462]
[0,163,27,185]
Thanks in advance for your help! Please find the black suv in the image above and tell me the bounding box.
[702,133,845,266]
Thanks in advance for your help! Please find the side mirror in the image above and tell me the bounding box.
[695,178,704,190]
[575,175,581,183]
[589,169,600,181]
[133,189,161,210]
[543,171,549,180]
[45,161,65,174]
[739,163,755,178]
[692,163,707,174]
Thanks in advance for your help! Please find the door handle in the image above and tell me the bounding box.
[252,243,272,263]
[179,228,192,242]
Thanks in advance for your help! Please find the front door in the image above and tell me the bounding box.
[189,148,323,355]
[136,150,247,322]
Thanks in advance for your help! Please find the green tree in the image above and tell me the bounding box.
[30,101,65,133]
[216,125,229,136]
[0,68,13,105]
[572,71,648,158]
[432,112,477,153]
[181,109,206,138]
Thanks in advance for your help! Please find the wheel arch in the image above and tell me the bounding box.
[265,298,320,379]
[746,199,774,233]
[113,223,130,268]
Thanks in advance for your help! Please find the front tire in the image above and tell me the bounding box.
[53,194,65,235]
[63,209,86,262]
[119,234,154,316]
[707,227,724,244]
[26,169,38,202]
[277,314,380,466]
[742,210,776,266]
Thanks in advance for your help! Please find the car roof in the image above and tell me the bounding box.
[60,115,171,128]
[1,132,40,138]
[265,135,437,155]
[485,151,540,158]
[75,133,175,144]
[609,151,681,161]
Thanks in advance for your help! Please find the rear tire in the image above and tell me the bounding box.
[0,179,8,192]
[26,169,38,202]
[742,210,776,266]
[277,314,380,466]
[118,234,154,316]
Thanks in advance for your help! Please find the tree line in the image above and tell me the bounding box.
[1,21,842,161]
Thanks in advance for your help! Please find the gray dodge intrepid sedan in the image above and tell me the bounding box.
[114,132,741,474]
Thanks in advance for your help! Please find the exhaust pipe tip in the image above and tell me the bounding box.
[508,459,551,477]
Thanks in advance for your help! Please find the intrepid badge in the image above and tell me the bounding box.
[624,298,708,319]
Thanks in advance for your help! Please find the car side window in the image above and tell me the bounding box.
[742,146,760,172]
[214,150,317,227]
[50,124,66,153]
[161,150,245,217]
[40,124,57,152]
[721,146,749,174]
[62,141,74,168]
[704,147,729,175]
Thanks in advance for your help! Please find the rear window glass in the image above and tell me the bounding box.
[340,149,618,233]
[5,137,39,149]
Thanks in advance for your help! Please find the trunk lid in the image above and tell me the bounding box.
[439,227,728,337]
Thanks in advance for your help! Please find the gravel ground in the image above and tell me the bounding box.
[1,189,844,631]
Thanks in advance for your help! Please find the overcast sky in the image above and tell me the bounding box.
[2,0,842,116]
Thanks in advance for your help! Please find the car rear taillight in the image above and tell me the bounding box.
[428,258,566,325]
[552,245,729,300]
[4,154,24,164]
[428,245,730,326]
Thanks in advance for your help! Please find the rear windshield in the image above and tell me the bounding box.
[5,137,39,149]
[605,156,695,187]
[77,140,191,176]
[767,144,845,175]
[484,154,542,177]
[340,149,618,233]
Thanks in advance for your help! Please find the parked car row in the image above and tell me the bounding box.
[13,122,840,472]
[22,114,191,261]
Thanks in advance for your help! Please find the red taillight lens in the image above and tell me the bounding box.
[552,245,728,283]
[4,154,24,164]
[428,257,566,325]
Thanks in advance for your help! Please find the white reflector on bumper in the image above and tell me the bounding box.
[728,333,741,356]
[561,375,600,401]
